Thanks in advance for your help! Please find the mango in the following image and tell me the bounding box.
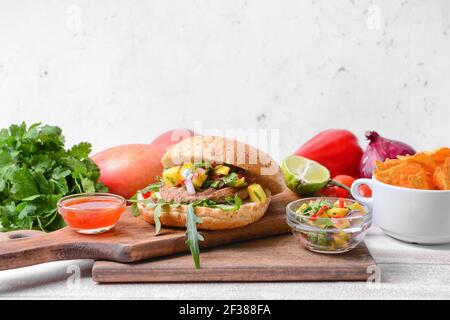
[192,168,208,188]
[91,144,161,199]
[248,184,267,203]
[333,234,348,247]
[326,207,348,218]
[349,202,366,214]
[214,165,231,176]
[163,166,182,187]
[333,231,350,247]
[230,177,246,187]
[296,203,309,214]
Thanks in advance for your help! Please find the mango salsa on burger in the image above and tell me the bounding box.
[133,136,284,268]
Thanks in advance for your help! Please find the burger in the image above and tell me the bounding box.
[135,136,284,268]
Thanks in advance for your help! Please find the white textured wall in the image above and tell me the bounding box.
[1,0,449,161]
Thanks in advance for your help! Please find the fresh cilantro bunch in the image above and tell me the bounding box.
[0,122,107,232]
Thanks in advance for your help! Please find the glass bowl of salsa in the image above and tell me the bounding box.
[57,193,127,234]
[286,197,372,254]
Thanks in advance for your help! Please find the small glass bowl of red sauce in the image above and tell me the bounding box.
[57,193,126,234]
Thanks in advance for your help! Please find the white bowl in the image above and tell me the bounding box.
[351,177,450,244]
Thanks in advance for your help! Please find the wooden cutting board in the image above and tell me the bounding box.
[92,235,377,282]
[0,190,298,271]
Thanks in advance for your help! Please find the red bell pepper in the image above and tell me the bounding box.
[311,205,329,221]
[142,191,152,199]
[294,129,363,178]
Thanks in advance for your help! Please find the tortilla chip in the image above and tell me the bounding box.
[374,162,426,188]
[374,159,402,173]
[432,157,450,190]
[408,171,434,190]
[400,152,437,174]
[375,149,450,190]
[427,148,450,165]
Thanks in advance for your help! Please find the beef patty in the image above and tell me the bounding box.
[160,185,249,204]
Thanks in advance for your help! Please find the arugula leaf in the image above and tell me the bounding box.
[191,198,217,207]
[193,162,212,170]
[128,193,140,217]
[205,172,244,189]
[140,183,162,193]
[204,179,224,189]
[129,183,163,217]
[185,203,204,269]
[214,195,243,212]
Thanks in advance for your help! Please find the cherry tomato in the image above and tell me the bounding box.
[358,184,372,197]
[318,186,349,198]
[333,175,356,188]
[317,175,356,198]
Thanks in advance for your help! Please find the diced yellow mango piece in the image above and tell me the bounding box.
[231,177,246,187]
[248,184,267,203]
[326,207,349,218]
[296,203,309,214]
[349,202,366,214]
[192,169,208,188]
[333,234,349,247]
[163,166,182,187]
[214,165,230,176]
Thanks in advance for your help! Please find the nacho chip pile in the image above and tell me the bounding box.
[373,148,450,190]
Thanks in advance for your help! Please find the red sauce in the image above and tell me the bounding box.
[59,196,126,230]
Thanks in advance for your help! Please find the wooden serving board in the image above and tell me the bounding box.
[0,190,298,271]
[93,235,377,283]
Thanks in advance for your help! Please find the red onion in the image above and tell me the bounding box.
[360,131,416,178]
[184,174,196,195]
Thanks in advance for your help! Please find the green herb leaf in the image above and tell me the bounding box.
[140,183,162,193]
[129,203,139,217]
[128,193,140,217]
[18,205,36,220]
[0,122,107,232]
[10,168,39,200]
[185,203,204,269]
[68,142,92,160]
[314,217,334,228]
[21,195,43,201]
[214,195,243,212]
[222,172,238,185]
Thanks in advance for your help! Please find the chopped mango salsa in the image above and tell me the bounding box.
[248,184,267,203]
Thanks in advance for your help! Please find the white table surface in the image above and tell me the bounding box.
[1,226,449,300]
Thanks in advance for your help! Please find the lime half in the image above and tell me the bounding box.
[281,155,330,196]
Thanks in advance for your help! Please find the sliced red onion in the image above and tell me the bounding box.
[185,174,196,195]
[181,167,193,179]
